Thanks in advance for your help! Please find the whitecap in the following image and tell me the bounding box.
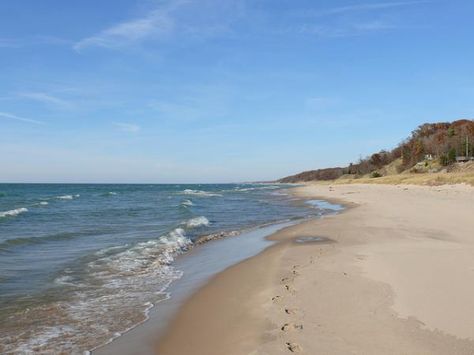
[181,189,222,197]
[180,199,193,207]
[0,207,28,218]
[56,194,80,200]
[184,216,210,228]
[233,185,280,192]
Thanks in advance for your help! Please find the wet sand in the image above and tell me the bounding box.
[156,183,474,354]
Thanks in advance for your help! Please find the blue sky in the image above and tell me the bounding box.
[1,0,473,183]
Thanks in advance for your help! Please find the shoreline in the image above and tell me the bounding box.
[93,220,307,355]
[155,183,474,354]
[93,188,336,355]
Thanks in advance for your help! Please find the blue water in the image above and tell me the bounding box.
[0,183,320,353]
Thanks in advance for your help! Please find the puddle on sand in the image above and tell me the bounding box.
[294,236,335,244]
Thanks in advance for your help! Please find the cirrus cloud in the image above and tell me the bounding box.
[113,122,141,133]
[0,111,44,125]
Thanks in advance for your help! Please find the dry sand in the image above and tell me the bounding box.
[156,183,474,354]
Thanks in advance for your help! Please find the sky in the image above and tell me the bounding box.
[1,0,474,183]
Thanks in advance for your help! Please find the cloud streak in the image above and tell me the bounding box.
[73,1,187,51]
[72,0,244,52]
[297,21,394,38]
[273,1,429,39]
[0,112,44,125]
[19,92,72,108]
[307,1,428,17]
[113,122,141,133]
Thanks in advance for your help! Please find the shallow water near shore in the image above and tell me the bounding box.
[94,221,295,355]
[0,183,329,353]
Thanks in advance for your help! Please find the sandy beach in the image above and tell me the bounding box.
[156,183,474,354]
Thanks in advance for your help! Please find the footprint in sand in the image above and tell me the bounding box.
[291,265,300,276]
[272,295,281,303]
[284,308,297,315]
[286,342,302,352]
[284,284,296,294]
[281,323,304,331]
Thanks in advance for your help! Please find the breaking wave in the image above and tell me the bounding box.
[184,216,210,228]
[181,189,222,197]
[232,185,281,192]
[1,226,193,353]
[0,207,28,218]
[180,199,193,207]
[56,194,80,200]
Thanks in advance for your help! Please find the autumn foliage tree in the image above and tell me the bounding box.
[280,119,474,182]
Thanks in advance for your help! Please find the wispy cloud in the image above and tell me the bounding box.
[290,1,427,38]
[354,20,396,31]
[148,100,205,121]
[18,92,72,108]
[113,122,141,133]
[306,1,428,17]
[297,20,395,38]
[0,112,44,125]
[73,0,244,51]
[73,1,186,51]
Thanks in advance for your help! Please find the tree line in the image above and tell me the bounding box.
[280,119,474,182]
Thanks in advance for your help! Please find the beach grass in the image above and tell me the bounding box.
[315,172,474,186]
